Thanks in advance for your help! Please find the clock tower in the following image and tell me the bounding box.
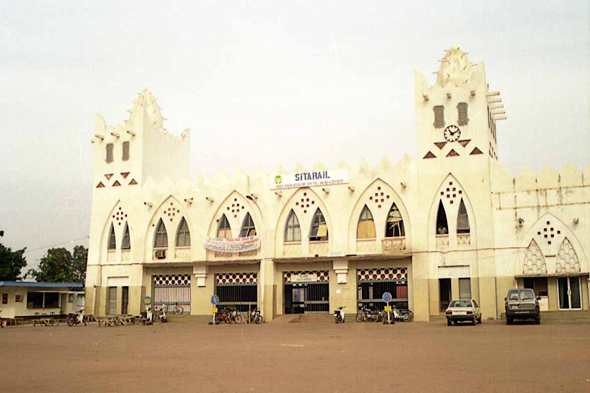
[414,46,506,166]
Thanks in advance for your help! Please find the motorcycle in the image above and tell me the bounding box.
[156,305,168,323]
[66,309,87,327]
[390,307,413,322]
[356,305,382,322]
[250,307,263,324]
[334,306,345,324]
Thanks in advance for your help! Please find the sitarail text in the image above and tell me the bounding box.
[294,171,330,182]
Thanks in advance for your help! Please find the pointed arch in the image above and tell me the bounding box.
[522,239,547,274]
[436,201,448,235]
[217,214,232,238]
[240,213,257,237]
[457,199,470,234]
[205,190,263,240]
[309,208,328,241]
[284,209,301,242]
[556,238,580,273]
[154,219,168,248]
[385,203,405,237]
[121,223,131,250]
[107,223,116,250]
[357,205,376,239]
[176,217,191,247]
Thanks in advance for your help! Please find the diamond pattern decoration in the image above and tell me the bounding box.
[293,191,315,215]
[536,220,561,246]
[216,272,257,285]
[438,179,463,205]
[111,206,128,227]
[163,202,181,223]
[556,238,580,274]
[522,239,547,275]
[367,185,390,209]
[153,274,191,286]
[225,197,246,219]
[357,268,408,281]
[284,270,329,283]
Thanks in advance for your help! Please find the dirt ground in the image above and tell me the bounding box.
[1,316,589,393]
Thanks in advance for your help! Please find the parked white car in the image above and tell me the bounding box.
[445,299,482,326]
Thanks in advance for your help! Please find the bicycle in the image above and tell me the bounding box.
[170,302,184,315]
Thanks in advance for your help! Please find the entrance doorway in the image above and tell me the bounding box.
[284,271,330,314]
[558,277,582,310]
[121,286,129,315]
[107,287,117,315]
[439,278,452,312]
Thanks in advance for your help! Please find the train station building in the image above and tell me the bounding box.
[84,46,590,321]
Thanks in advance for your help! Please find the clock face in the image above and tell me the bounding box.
[444,125,461,142]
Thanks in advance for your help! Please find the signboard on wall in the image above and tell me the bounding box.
[290,273,318,283]
[270,169,349,190]
[203,236,260,253]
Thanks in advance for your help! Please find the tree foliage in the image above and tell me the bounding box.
[26,246,87,283]
[0,244,27,281]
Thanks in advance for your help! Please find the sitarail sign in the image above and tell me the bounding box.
[271,169,349,190]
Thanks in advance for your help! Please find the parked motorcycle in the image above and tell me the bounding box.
[356,305,382,322]
[66,309,87,327]
[389,307,413,322]
[334,306,345,324]
[250,307,263,324]
[156,305,168,323]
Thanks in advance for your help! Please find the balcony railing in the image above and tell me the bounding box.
[382,237,406,254]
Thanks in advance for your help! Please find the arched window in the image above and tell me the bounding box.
[385,203,405,237]
[121,223,131,250]
[107,223,116,250]
[154,219,168,248]
[176,217,191,247]
[357,205,376,239]
[457,199,470,234]
[217,214,232,238]
[436,201,449,235]
[309,209,328,241]
[284,210,301,242]
[239,213,257,237]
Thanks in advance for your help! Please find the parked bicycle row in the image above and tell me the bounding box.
[214,307,263,324]
[353,305,413,323]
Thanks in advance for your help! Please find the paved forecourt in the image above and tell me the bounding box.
[0,318,589,392]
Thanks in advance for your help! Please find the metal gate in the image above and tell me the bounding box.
[357,268,408,310]
[152,274,191,314]
[284,271,329,314]
[107,287,117,315]
[215,273,257,312]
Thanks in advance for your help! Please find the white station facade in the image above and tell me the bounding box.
[85,46,590,321]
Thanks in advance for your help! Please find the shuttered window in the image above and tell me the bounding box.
[457,102,469,126]
[385,203,405,237]
[122,141,130,161]
[176,217,191,247]
[357,205,376,239]
[154,219,168,248]
[108,223,116,250]
[285,210,301,242]
[106,143,114,163]
[433,106,445,128]
[459,278,471,299]
[239,213,256,237]
[309,209,328,241]
[217,214,232,239]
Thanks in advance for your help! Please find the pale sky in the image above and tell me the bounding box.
[0,1,588,269]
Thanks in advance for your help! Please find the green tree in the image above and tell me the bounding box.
[26,246,87,283]
[0,244,27,281]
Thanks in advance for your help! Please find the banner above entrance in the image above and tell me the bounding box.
[203,236,260,253]
[271,169,349,190]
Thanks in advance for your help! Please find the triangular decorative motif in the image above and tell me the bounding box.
[522,239,547,275]
[423,151,436,159]
[458,139,471,148]
[96,182,105,188]
[112,180,121,187]
[555,238,580,273]
[446,149,459,157]
[121,172,130,179]
[434,142,447,150]
[470,147,483,155]
[105,173,113,180]
[129,179,138,185]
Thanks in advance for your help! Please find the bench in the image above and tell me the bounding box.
[96,316,119,327]
[33,318,58,327]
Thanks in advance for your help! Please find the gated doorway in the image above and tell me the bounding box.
[284,271,329,314]
[357,268,409,311]
[152,274,191,314]
[215,272,258,312]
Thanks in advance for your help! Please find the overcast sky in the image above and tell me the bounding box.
[0,1,588,270]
